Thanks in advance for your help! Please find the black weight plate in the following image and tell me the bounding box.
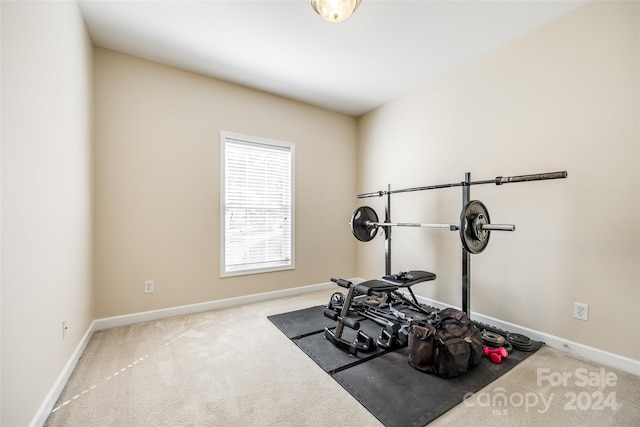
[503,340,514,354]
[330,292,345,305]
[481,331,505,347]
[506,333,531,344]
[350,206,379,242]
[460,200,490,254]
[511,342,533,352]
[506,333,533,351]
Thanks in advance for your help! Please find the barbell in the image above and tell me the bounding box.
[350,200,515,254]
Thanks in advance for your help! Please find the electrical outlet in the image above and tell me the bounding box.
[144,280,154,294]
[62,320,68,339]
[573,302,589,321]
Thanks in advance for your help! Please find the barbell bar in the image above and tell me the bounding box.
[357,170,568,199]
[374,222,459,229]
[350,200,515,254]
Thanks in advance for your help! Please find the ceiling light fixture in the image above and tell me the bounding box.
[311,0,361,23]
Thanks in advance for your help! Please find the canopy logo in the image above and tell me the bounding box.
[463,367,619,415]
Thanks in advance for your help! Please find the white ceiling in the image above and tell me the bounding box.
[78,0,588,116]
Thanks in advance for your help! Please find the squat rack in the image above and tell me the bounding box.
[357,170,568,317]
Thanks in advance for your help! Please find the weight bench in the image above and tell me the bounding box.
[381,270,436,306]
[324,278,399,355]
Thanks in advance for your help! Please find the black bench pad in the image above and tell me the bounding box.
[382,270,436,287]
[355,279,399,295]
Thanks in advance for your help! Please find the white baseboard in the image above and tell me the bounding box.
[93,281,334,330]
[29,318,96,427]
[412,294,640,377]
[30,281,334,427]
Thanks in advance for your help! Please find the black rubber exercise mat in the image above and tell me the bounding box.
[332,342,542,427]
[268,305,542,427]
[268,306,335,339]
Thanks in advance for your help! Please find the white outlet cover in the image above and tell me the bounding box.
[144,280,154,293]
[573,302,588,320]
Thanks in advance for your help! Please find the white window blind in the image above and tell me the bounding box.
[221,132,294,276]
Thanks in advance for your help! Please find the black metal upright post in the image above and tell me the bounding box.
[385,184,392,275]
[462,173,471,317]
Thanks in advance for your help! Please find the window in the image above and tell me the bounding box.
[220,131,295,277]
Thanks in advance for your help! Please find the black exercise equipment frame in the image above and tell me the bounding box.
[324,277,436,356]
[356,171,568,317]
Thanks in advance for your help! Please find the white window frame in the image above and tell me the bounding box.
[220,131,295,277]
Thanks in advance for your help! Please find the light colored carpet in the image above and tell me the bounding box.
[45,288,640,426]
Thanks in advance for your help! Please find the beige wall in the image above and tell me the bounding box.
[357,1,639,360]
[1,1,94,426]
[93,48,358,318]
